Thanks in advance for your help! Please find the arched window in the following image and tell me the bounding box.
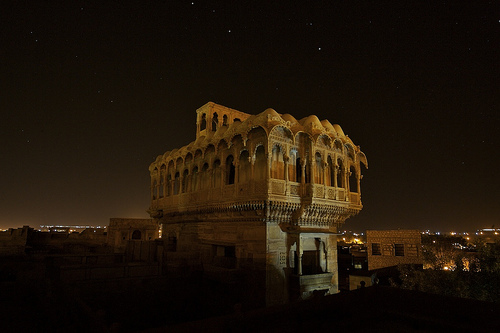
[182,169,189,193]
[174,172,180,195]
[212,112,218,131]
[239,150,250,183]
[337,159,344,188]
[132,230,141,240]
[296,157,302,183]
[288,150,297,182]
[226,155,235,184]
[222,114,228,126]
[191,166,199,191]
[315,152,323,184]
[166,174,172,196]
[254,145,267,180]
[349,166,358,193]
[200,113,207,130]
[326,156,334,186]
[271,145,285,180]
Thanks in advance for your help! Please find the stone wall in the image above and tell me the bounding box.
[367,229,422,270]
[107,218,158,253]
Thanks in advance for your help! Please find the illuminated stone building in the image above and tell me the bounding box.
[148,102,367,305]
[367,230,422,270]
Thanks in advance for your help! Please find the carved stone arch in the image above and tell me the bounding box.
[167,160,175,177]
[348,164,358,193]
[251,142,268,158]
[269,125,293,143]
[217,139,230,156]
[239,149,251,184]
[333,139,343,152]
[269,140,285,153]
[344,143,355,162]
[294,131,314,145]
[212,112,219,131]
[184,152,193,166]
[229,134,244,158]
[247,126,268,153]
[230,133,244,148]
[314,151,324,184]
[194,149,203,168]
[316,134,332,148]
[200,113,207,131]
[204,144,216,164]
[358,152,368,169]
[253,144,267,180]
[175,156,184,172]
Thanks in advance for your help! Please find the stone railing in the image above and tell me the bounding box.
[349,192,360,205]
[151,179,360,211]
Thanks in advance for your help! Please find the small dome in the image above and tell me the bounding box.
[321,120,335,133]
[300,115,324,132]
[333,124,345,137]
[262,108,280,117]
[281,113,298,125]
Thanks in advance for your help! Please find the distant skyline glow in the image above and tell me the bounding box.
[1,1,498,232]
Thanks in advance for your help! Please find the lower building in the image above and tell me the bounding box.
[367,229,422,270]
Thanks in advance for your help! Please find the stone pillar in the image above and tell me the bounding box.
[300,160,306,185]
[283,155,289,182]
[357,173,362,194]
[322,161,328,187]
[347,169,352,193]
[170,174,175,195]
[179,175,184,194]
[334,165,338,188]
[250,156,255,180]
[297,234,303,276]
[267,153,272,181]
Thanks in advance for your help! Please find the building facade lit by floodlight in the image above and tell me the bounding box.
[148,102,367,305]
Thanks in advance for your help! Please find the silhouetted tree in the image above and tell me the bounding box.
[394,240,500,303]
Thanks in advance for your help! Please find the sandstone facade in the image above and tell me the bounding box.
[148,102,367,305]
[367,229,422,270]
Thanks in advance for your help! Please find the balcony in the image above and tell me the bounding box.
[289,272,334,293]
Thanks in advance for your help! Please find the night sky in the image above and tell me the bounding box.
[1,1,498,232]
